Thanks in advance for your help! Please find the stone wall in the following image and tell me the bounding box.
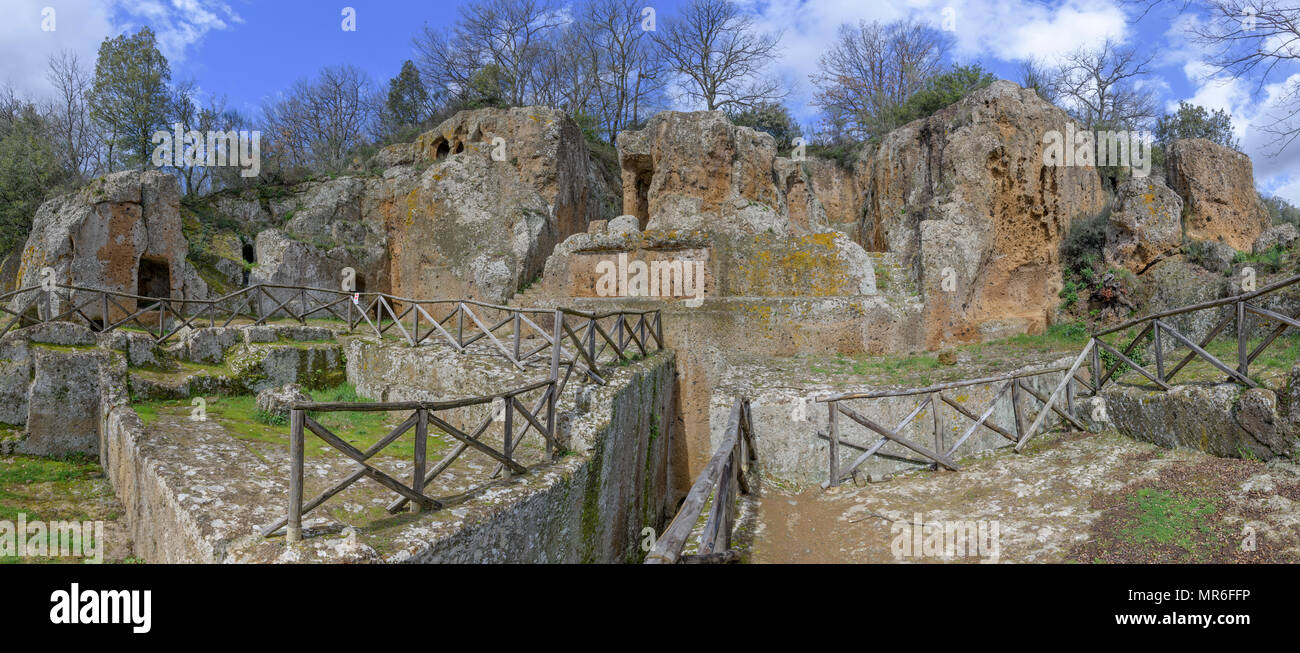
[401,352,675,563]
[1101,377,1299,460]
[715,357,1077,485]
[95,331,676,563]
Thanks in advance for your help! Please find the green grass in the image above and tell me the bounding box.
[0,453,113,564]
[134,383,445,460]
[1120,488,1218,554]
[804,324,1089,387]
[1101,331,1300,388]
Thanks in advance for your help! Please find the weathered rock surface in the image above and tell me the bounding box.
[247,229,353,313]
[1253,223,1299,254]
[256,383,310,420]
[1188,238,1238,273]
[860,80,1107,347]
[177,326,242,364]
[381,106,617,303]
[1133,256,1228,347]
[14,170,208,319]
[1167,138,1270,251]
[1105,177,1183,273]
[0,322,111,456]
[618,110,822,237]
[1102,382,1297,460]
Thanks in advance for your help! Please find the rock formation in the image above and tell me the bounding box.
[860,80,1107,347]
[13,170,208,319]
[380,106,617,303]
[1167,137,1270,251]
[1105,177,1183,274]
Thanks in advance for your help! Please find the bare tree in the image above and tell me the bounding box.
[810,18,948,139]
[534,15,600,118]
[1053,39,1156,130]
[1018,57,1060,105]
[653,0,785,112]
[263,64,377,172]
[1132,0,1300,154]
[45,51,100,182]
[414,0,565,108]
[583,0,665,139]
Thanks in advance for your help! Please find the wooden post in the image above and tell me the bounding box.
[503,396,514,474]
[287,409,305,544]
[1153,320,1165,382]
[587,318,597,366]
[411,408,428,513]
[1065,375,1075,419]
[512,311,521,362]
[1011,380,1025,440]
[827,401,840,487]
[1236,301,1248,379]
[549,310,562,454]
[1090,339,1102,396]
[457,303,464,347]
[930,392,942,467]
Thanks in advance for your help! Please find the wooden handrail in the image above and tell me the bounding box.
[645,397,755,564]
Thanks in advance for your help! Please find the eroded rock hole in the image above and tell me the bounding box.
[137,257,171,298]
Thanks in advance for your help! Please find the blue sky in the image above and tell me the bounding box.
[3,0,1298,201]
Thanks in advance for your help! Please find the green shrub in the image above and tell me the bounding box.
[1233,246,1287,274]
[254,409,287,426]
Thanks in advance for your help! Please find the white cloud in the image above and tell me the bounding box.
[0,0,115,98]
[735,0,1130,124]
[0,0,240,102]
[114,0,242,64]
[949,0,1129,64]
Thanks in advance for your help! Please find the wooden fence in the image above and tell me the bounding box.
[815,365,1089,486]
[645,397,756,564]
[261,377,558,542]
[0,283,663,379]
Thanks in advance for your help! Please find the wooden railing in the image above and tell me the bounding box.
[816,365,1088,485]
[262,377,559,542]
[1086,273,1300,397]
[0,283,663,383]
[645,397,756,564]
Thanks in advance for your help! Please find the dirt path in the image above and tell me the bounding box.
[740,431,1300,563]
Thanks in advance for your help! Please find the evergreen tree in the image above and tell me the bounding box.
[386,60,429,127]
[89,27,172,169]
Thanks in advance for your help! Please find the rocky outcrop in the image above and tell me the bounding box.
[1253,223,1299,254]
[382,106,617,303]
[861,80,1107,347]
[531,111,879,304]
[14,170,208,319]
[1105,177,1184,274]
[618,110,831,237]
[1167,138,1270,251]
[203,177,389,294]
[256,383,310,420]
[247,229,353,307]
[1102,381,1296,460]
[0,322,113,456]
